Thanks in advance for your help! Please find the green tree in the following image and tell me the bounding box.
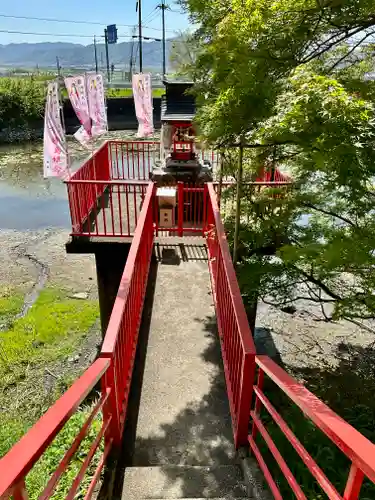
[0,78,46,129]
[179,0,375,324]
[169,30,199,78]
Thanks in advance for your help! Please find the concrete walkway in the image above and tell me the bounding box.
[118,239,249,499]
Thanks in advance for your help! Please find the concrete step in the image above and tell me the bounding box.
[121,465,249,499]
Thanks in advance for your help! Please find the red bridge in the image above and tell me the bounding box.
[1,141,375,499]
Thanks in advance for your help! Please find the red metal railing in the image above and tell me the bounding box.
[100,182,155,441]
[0,359,111,499]
[66,180,148,238]
[66,142,111,234]
[205,183,256,448]
[154,182,207,236]
[5,175,375,499]
[66,141,222,237]
[0,183,155,499]
[214,181,292,221]
[108,140,160,180]
[250,356,375,499]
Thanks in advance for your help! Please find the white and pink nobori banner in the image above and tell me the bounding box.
[65,73,107,146]
[132,73,154,138]
[86,72,108,137]
[64,75,91,134]
[65,75,92,147]
[43,81,69,178]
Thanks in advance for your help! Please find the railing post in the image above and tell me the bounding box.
[12,480,28,500]
[108,141,113,180]
[235,353,256,448]
[202,183,208,234]
[152,184,159,236]
[344,464,364,499]
[102,356,122,448]
[178,182,184,237]
[251,367,264,443]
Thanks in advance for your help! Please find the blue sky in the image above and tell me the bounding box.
[0,0,190,45]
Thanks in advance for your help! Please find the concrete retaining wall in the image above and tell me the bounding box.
[0,97,162,143]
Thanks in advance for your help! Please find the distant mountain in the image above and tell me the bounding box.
[0,40,175,70]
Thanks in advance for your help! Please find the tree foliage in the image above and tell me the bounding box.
[0,77,46,129]
[169,31,199,78]
[179,0,375,323]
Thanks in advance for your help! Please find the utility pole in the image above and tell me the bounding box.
[160,0,167,78]
[56,56,61,77]
[94,36,98,73]
[136,0,143,72]
[104,29,110,82]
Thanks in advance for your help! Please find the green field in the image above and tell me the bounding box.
[106,87,165,98]
[0,75,165,99]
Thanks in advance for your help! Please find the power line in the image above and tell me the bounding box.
[0,13,133,28]
[0,12,178,33]
[143,11,159,25]
[0,29,98,38]
[0,28,182,42]
[142,5,158,24]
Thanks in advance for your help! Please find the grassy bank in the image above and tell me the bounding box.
[106,87,164,98]
[0,287,101,497]
[0,288,98,388]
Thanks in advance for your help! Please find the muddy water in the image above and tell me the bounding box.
[0,131,141,231]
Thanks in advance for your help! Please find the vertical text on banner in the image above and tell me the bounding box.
[43,81,69,178]
[87,73,108,137]
[132,73,154,138]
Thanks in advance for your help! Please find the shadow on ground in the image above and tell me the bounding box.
[112,281,243,499]
[154,243,208,265]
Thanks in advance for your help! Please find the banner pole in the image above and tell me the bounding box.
[58,76,71,179]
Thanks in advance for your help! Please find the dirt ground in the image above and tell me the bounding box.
[0,228,98,299]
[256,297,375,373]
[2,225,375,390]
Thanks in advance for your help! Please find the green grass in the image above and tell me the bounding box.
[105,87,164,98]
[0,288,102,496]
[0,288,98,387]
[60,86,164,99]
[0,401,104,499]
[26,405,104,499]
[0,286,24,324]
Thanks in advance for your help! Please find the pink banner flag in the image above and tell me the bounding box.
[87,73,108,137]
[132,73,154,138]
[64,75,92,144]
[43,81,69,178]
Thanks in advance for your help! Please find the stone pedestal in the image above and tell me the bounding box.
[151,165,213,185]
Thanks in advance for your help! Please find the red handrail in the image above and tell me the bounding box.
[0,358,110,498]
[66,180,148,238]
[108,140,160,180]
[0,183,156,498]
[100,182,155,441]
[66,141,111,234]
[205,183,256,447]
[250,356,375,498]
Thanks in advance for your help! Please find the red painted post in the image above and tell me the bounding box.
[12,480,28,500]
[251,368,264,442]
[235,353,256,448]
[203,183,208,234]
[344,464,365,499]
[178,182,184,237]
[101,358,122,448]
